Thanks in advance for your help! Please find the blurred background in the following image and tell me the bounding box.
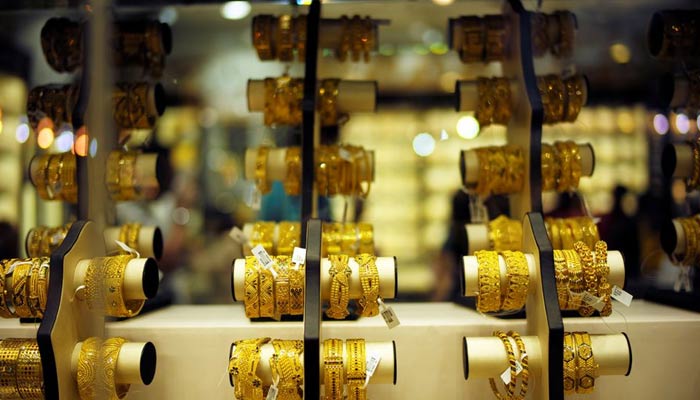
[0,0,696,304]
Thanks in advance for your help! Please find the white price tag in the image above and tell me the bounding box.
[251,244,278,278]
[581,291,605,312]
[114,240,141,258]
[292,247,306,266]
[265,383,278,400]
[611,285,633,307]
[378,298,400,329]
[339,147,352,161]
[245,185,262,210]
[363,351,381,388]
[674,265,693,293]
[229,227,248,244]
[500,360,523,384]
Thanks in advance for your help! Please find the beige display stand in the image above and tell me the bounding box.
[231,256,396,302]
[465,333,631,378]
[670,218,689,258]
[74,257,157,302]
[103,225,162,259]
[70,340,156,385]
[461,143,595,187]
[243,147,375,185]
[667,143,694,179]
[247,80,376,114]
[461,251,626,296]
[132,153,161,201]
[456,78,589,113]
[229,341,394,386]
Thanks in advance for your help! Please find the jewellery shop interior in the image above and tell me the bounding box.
[3,0,700,399]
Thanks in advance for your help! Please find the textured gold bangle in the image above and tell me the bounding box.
[459,16,485,63]
[104,255,144,317]
[476,250,501,313]
[118,223,141,250]
[259,266,275,318]
[10,261,33,318]
[574,241,597,317]
[563,332,578,394]
[322,223,343,257]
[564,74,585,122]
[554,141,571,192]
[101,337,130,400]
[77,337,102,400]
[346,339,367,400]
[548,219,561,250]
[244,256,261,318]
[278,221,301,256]
[0,339,23,399]
[255,146,271,195]
[270,339,304,400]
[595,241,613,317]
[319,79,341,127]
[289,264,305,316]
[251,221,275,255]
[484,15,507,62]
[263,76,303,126]
[554,250,569,309]
[252,15,274,60]
[356,254,380,317]
[568,141,582,189]
[489,330,517,399]
[337,15,351,62]
[0,260,16,318]
[323,338,344,400]
[508,331,529,399]
[357,223,374,254]
[284,147,302,196]
[26,258,45,317]
[563,250,584,310]
[475,78,494,127]
[274,256,291,320]
[539,74,566,123]
[573,332,598,394]
[277,15,294,62]
[326,255,351,319]
[501,251,529,311]
[15,339,43,399]
[488,215,522,251]
[230,338,270,400]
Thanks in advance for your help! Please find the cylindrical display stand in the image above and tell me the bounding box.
[231,256,396,301]
[462,251,625,296]
[133,153,161,200]
[71,340,157,385]
[103,225,163,260]
[662,142,694,179]
[230,341,395,386]
[247,80,376,113]
[74,257,160,301]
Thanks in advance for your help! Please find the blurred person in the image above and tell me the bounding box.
[0,221,18,260]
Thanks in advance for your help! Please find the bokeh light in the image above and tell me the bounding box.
[412,133,436,157]
[456,115,480,139]
[37,128,54,149]
[220,1,251,20]
[652,113,669,135]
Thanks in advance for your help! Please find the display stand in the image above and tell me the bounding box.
[303,218,322,399]
[103,225,164,260]
[247,80,376,114]
[661,142,694,180]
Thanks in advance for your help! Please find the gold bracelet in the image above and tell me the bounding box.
[0,260,15,318]
[508,331,530,399]
[263,76,304,126]
[539,74,566,123]
[568,141,582,190]
[85,255,144,317]
[270,339,304,400]
[295,15,307,61]
[101,337,129,399]
[273,256,291,320]
[26,258,48,318]
[337,15,351,62]
[548,219,562,250]
[118,222,142,250]
[0,339,25,399]
[323,338,344,400]
[277,15,294,62]
[10,260,33,318]
[322,223,343,256]
[326,255,351,319]
[554,11,576,59]
[489,330,517,399]
[492,78,513,125]
[563,250,584,310]
[346,339,367,400]
[252,15,274,60]
[459,16,485,63]
[229,338,270,400]
[574,241,597,317]
[255,146,271,195]
[356,254,380,317]
[16,339,43,399]
[572,332,598,394]
[484,15,507,62]
[688,140,700,190]
[278,221,301,256]
[259,266,275,318]
[357,223,374,254]
[475,250,501,313]
[595,241,613,316]
[284,147,302,196]
[77,337,102,400]
[554,141,572,192]
[244,256,261,318]
[489,216,522,251]
[541,143,558,191]
[250,221,275,255]
[564,75,585,122]
[341,224,358,255]
[554,250,570,309]
[475,77,495,126]
[319,79,341,127]
[501,251,529,311]
[563,332,578,394]
[289,263,305,316]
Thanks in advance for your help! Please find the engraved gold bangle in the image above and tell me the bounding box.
[101,337,130,399]
[0,260,15,318]
[85,255,144,317]
[484,15,507,62]
[77,337,102,400]
[595,240,613,317]
[289,263,305,315]
[0,339,23,399]
[563,332,578,394]
[574,241,597,317]
[326,255,351,319]
[489,330,517,399]
[501,251,529,311]
[229,338,270,400]
[488,215,522,251]
[284,147,302,196]
[572,332,598,394]
[323,338,344,400]
[346,339,367,400]
[564,75,585,122]
[118,223,142,251]
[357,223,374,254]
[459,16,485,63]
[244,256,261,318]
[278,221,301,256]
[270,339,304,400]
[563,249,584,310]
[263,76,303,126]
[319,79,341,127]
[250,221,275,255]
[554,250,570,309]
[252,15,274,60]
[16,339,43,399]
[568,141,582,190]
[255,146,271,195]
[259,266,275,318]
[508,331,529,399]
[554,141,572,192]
[10,261,33,318]
[356,254,380,317]
[273,256,291,320]
[277,15,294,62]
[476,250,501,313]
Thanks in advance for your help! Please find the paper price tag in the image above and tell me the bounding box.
[251,244,278,278]
[339,147,352,161]
[363,351,381,388]
[500,361,524,384]
[265,383,278,400]
[292,247,306,266]
[674,265,692,293]
[581,291,605,312]
[114,240,141,258]
[378,298,400,329]
[245,185,262,210]
[229,227,248,244]
[611,285,633,307]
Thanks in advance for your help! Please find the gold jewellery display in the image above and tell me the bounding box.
[337,15,375,63]
[675,214,700,265]
[229,337,270,400]
[472,145,525,197]
[30,152,78,203]
[554,240,612,316]
[563,332,599,394]
[684,138,700,191]
[26,223,72,257]
[84,255,146,318]
[0,257,50,319]
[488,215,523,251]
[537,74,586,124]
[0,338,44,399]
[531,11,576,58]
[476,77,512,127]
[475,250,529,313]
[113,82,161,130]
[541,141,583,192]
[262,77,350,127]
[326,254,352,319]
[106,151,159,201]
[244,256,305,319]
[545,216,600,250]
[270,340,304,400]
[454,15,509,63]
[252,14,307,61]
[77,336,131,400]
[27,84,78,129]
[118,222,142,251]
[489,330,529,400]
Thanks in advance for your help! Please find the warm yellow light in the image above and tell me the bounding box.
[609,43,631,64]
[37,128,54,149]
[432,0,455,5]
[74,133,88,156]
[456,115,480,139]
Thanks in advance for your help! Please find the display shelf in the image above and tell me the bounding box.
[0,301,690,399]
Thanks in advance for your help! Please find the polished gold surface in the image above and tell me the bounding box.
[323,338,344,400]
[346,339,367,400]
[326,254,351,319]
[475,250,501,313]
[229,338,270,400]
[356,253,380,317]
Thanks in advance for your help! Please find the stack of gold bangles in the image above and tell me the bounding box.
[244,256,305,319]
[475,77,512,126]
[77,336,131,400]
[252,14,307,62]
[489,330,529,400]
[326,254,380,319]
[545,216,600,249]
[554,240,612,316]
[684,138,700,191]
[106,150,140,201]
[0,258,50,319]
[472,145,525,197]
[26,223,72,257]
[26,84,78,129]
[262,77,347,127]
[530,11,577,58]
[337,15,375,63]
[0,338,44,399]
[118,222,142,251]
[454,15,509,63]
[563,332,599,394]
[537,74,586,123]
[84,255,146,318]
[474,250,529,313]
[541,141,583,192]
[30,152,78,203]
[673,214,700,265]
[113,82,160,129]
[487,215,523,251]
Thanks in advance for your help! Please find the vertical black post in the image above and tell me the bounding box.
[74,26,90,220]
[303,219,322,400]
[300,0,321,245]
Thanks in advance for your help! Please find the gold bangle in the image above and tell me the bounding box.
[252,15,274,60]
[229,338,270,400]
[113,83,156,130]
[563,250,584,310]
[357,223,374,254]
[250,221,275,255]
[554,250,569,309]
[26,258,48,318]
[326,255,351,319]
[289,263,305,316]
[564,75,585,122]
[548,218,562,249]
[118,222,141,251]
[255,146,271,195]
[680,217,698,265]
[337,16,351,62]
[572,332,598,394]
[341,224,357,255]
[459,16,485,63]
[10,260,33,318]
[101,337,130,399]
[273,256,291,320]
[539,74,566,124]
[0,260,16,318]
[574,241,597,317]
[595,241,613,316]
[492,78,513,125]
[244,256,261,318]
[356,254,380,317]
[554,141,572,193]
[77,337,102,400]
[484,15,507,62]
[563,332,578,394]
[0,339,24,399]
[278,221,301,256]
[568,141,582,189]
[263,76,304,127]
[346,339,367,400]
[323,223,343,256]
[530,12,549,56]
[319,79,341,127]
[508,331,530,399]
[85,255,144,317]
[259,265,275,318]
[475,250,501,313]
[323,338,344,400]
[284,147,302,196]
[295,15,307,61]
[475,77,495,126]
[553,11,576,59]
[489,215,522,252]
[501,251,529,311]
[16,339,43,399]
[489,330,517,399]
[277,15,294,62]
[270,339,304,400]
[541,143,557,191]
